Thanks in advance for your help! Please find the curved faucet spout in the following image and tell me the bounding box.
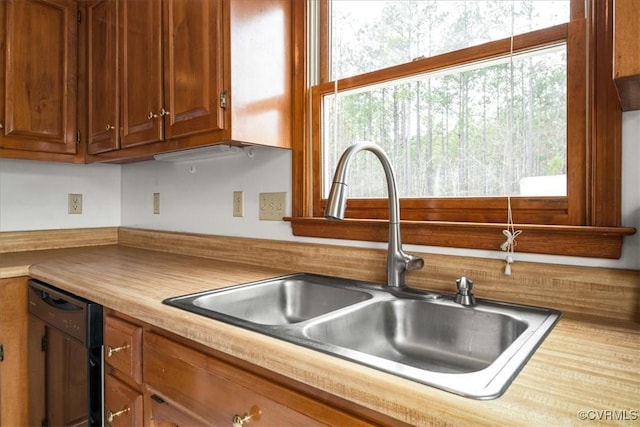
[324,141,423,289]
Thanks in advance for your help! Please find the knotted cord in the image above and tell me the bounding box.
[501,2,522,276]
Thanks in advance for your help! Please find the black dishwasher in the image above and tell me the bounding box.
[28,279,103,427]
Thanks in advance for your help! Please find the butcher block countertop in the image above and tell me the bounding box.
[2,244,639,426]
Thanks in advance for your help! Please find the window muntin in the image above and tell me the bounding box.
[322,45,567,199]
[329,0,570,80]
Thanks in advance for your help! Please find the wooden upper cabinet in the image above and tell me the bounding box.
[87,0,118,154]
[614,0,640,111]
[227,0,292,148]
[87,0,163,154]
[87,0,292,162]
[87,0,224,157]
[0,0,78,155]
[120,0,164,148]
[163,0,225,140]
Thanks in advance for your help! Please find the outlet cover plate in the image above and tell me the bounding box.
[68,193,82,214]
[259,192,286,221]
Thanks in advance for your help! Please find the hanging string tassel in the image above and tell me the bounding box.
[500,230,521,275]
[504,255,514,275]
[501,194,522,276]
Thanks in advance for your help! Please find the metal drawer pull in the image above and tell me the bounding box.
[105,124,115,131]
[232,413,252,427]
[107,407,130,423]
[232,407,261,427]
[107,344,130,358]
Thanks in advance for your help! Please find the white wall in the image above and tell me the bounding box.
[0,159,121,231]
[120,146,292,240]
[1,112,637,269]
[120,111,640,270]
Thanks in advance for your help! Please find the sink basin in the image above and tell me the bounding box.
[164,273,560,399]
[303,299,528,374]
[167,275,372,325]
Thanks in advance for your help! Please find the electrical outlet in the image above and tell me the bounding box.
[233,191,244,217]
[153,193,160,214]
[68,193,82,214]
[259,192,286,221]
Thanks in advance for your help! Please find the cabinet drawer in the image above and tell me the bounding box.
[104,374,143,427]
[144,332,372,427]
[147,392,209,426]
[104,315,142,382]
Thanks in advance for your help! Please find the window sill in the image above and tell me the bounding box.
[286,217,636,259]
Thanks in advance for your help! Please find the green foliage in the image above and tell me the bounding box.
[324,1,569,199]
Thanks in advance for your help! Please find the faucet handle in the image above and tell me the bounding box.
[455,277,476,306]
[406,254,424,271]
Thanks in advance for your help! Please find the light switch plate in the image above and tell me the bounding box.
[153,193,160,214]
[259,192,286,221]
[233,191,244,217]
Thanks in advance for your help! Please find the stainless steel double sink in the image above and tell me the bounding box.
[164,273,560,399]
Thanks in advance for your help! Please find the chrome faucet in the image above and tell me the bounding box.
[324,142,427,292]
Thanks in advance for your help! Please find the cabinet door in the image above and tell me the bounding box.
[87,0,119,154]
[0,0,77,154]
[0,278,29,427]
[46,327,88,427]
[120,0,164,148]
[104,374,143,427]
[104,315,142,383]
[163,0,225,139]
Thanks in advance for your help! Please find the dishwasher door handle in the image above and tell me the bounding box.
[39,290,83,312]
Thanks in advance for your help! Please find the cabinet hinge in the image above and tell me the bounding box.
[0,343,4,361]
[76,130,81,144]
[41,336,47,352]
[77,10,81,24]
[220,91,228,109]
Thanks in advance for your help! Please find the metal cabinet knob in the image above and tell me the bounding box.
[232,413,252,427]
[105,124,115,131]
[106,344,130,358]
[149,109,169,119]
[231,406,261,427]
[107,407,130,423]
[0,123,4,129]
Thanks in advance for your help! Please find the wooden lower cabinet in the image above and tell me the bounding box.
[0,277,29,426]
[103,310,396,426]
[104,314,143,383]
[104,373,143,427]
[147,392,213,427]
[103,312,144,426]
[144,332,373,427]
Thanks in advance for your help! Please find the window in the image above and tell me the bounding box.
[322,47,568,200]
[288,0,634,259]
